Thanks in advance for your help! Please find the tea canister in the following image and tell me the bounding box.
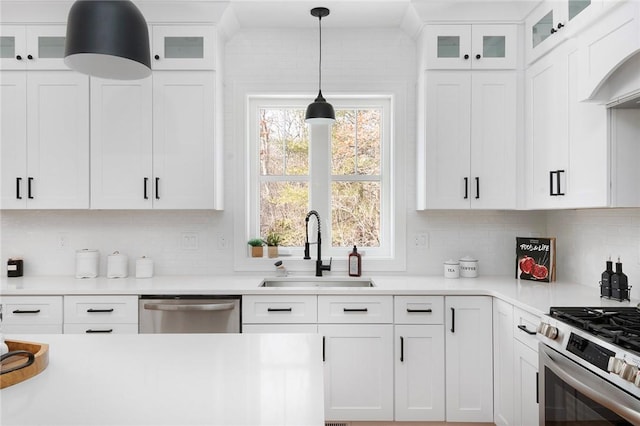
[107,251,128,278]
[459,256,479,278]
[444,259,460,279]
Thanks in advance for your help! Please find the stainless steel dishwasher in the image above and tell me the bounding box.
[139,295,241,333]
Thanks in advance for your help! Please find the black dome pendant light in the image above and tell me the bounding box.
[305,7,335,125]
[64,0,151,80]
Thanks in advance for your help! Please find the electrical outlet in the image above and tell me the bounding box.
[217,233,228,249]
[57,233,68,249]
[181,233,199,250]
[414,233,428,249]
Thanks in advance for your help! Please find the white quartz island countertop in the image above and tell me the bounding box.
[0,333,325,426]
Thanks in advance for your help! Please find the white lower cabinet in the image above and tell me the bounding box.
[1,296,63,334]
[319,323,394,421]
[445,295,493,422]
[514,340,539,426]
[63,295,138,334]
[493,298,515,426]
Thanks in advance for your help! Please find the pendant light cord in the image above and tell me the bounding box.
[318,15,322,93]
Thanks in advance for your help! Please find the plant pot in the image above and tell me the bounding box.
[251,246,264,258]
[268,246,278,258]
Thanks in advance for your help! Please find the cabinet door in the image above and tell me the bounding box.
[0,26,27,70]
[514,340,539,426]
[152,71,216,209]
[26,71,89,209]
[25,25,67,70]
[319,324,394,421]
[151,25,215,70]
[493,299,514,426]
[470,72,517,209]
[0,72,27,208]
[424,71,471,209]
[525,46,569,209]
[424,25,472,70]
[445,296,493,422]
[90,77,153,209]
[394,324,445,421]
[470,25,517,70]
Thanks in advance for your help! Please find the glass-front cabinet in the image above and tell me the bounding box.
[526,0,605,63]
[0,25,67,70]
[151,25,215,70]
[424,24,517,70]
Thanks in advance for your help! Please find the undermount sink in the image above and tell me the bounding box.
[260,277,375,288]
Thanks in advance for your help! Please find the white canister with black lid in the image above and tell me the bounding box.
[107,251,128,278]
[459,256,479,278]
[75,249,99,278]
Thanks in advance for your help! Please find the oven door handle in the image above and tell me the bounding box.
[542,349,640,424]
[143,302,236,312]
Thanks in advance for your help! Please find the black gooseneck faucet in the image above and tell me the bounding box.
[304,210,332,277]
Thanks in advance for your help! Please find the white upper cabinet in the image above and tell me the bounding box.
[420,71,517,209]
[151,25,216,70]
[1,71,89,209]
[0,25,68,70]
[424,24,517,70]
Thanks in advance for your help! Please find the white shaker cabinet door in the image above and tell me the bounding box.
[152,71,216,209]
[514,340,539,426]
[25,71,89,209]
[90,77,153,209]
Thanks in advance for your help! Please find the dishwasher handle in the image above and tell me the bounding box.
[143,302,236,312]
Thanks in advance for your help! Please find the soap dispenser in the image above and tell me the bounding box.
[600,257,613,298]
[348,246,361,277]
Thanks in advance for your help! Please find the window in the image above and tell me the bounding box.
[248,96,393,258]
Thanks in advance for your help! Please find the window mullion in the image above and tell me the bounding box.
[309,124,332,248]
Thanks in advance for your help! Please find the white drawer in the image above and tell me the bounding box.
[64,323,139,334]
[3,324,63,334]
[2,296,63,325]
[242,324,318,334]
[394,296,444,324]
[318,295,393,324]
[243,295,317,324]
[64,295,138,324]
[513,307,540,351]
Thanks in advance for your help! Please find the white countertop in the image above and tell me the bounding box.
[2,274,636,316]
[0,333,325,426]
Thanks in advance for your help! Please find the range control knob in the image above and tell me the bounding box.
[608,357,624,374]
[537,322,559,340]
[619,362,639,382]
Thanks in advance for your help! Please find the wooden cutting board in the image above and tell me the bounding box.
[0,339,49,389]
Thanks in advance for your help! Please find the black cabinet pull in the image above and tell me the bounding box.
[343,308,368,312]
[550,28,557,34]
[463,177,468,199]
[27,177,34,199]
[87,308,114,313]
[463,54,469,60]
[322,336,326,362]
[518,324,537,335]
[475,177,480,199]
[450,307,455,333]
[267,307,292,312]
[13,309,41,314]
[536,372,539,404]
[406,308,432,313]
[475,54,481,59]
[549,171,556,196]
[155,177,160,199]
[144,177,149,199]
[154,54,160,60]
[557,23,564,29]
[27,54,33,60]
[85,329,113,333]
[16,55,22,60]
[400,336,404,362]
[556,170,565,196]
[16,177,22,199]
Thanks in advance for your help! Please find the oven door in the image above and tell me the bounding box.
[539,343,640,425]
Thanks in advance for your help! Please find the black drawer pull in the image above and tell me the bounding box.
[518,324,537,335]
[343,308,368,312]
[144,177,149,200]
[267,308,292,312]
[400,336,404,362]
[87,308,115,313]
[85,329,113,333]
[463,177,468,199]
[406,308,432,313]
[13,309,41,314]
[27,177,34,199]
[450,307,455,333]
[155,177,160,199]
[16,177,22,199]
[322,336,326,362]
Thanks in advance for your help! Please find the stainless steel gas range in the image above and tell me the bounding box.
[537,306,640,425]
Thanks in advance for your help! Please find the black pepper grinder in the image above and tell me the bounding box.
[600,257,613,298]
[610,256,629,301]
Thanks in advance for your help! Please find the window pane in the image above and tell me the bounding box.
[38,36,65,58]
[437,36,460,58]
[332,108,381,175]
[532,11,553,48]
[569,0,590,20]
[483,36,505,58]
[0,36,15,58]
[260,181,309,247]
[165,37,204,59]
[260,108,308,176]
[332,181,380,247]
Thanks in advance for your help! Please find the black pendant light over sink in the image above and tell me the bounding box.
[305,7,335,125]
[64,0,151,80]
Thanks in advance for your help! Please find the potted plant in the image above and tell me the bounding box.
[265,232,282,258]
[248,238,265,258]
